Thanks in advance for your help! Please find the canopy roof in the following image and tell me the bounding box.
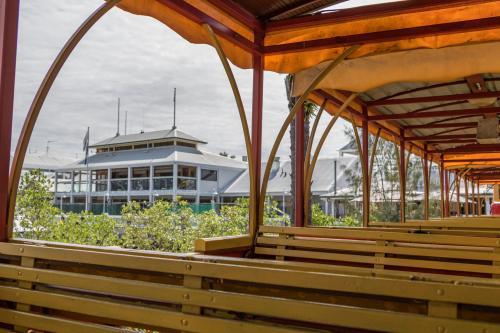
[116,0,500,184]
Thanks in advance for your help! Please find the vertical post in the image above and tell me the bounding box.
[439,156,445,219]
[423,145,429,220]
[445,170,450,217]
[464,177,469,217]
[456,172,460,216]
[477,181,481,216]
[294,104,305,227]
[251,53,263,235]
[471,177,475,216]
[362,107,369,227]
[0,0,19,241]
[399,130,406,223]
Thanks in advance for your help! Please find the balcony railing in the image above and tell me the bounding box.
[110,179,128,192]
[153,177,173,190]
[177,178,196,191]
[131,178,150,191]
[91,180,107,192]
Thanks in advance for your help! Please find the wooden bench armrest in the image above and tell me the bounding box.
[194,234,252,253]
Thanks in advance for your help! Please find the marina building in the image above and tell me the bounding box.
[54,128,246,214]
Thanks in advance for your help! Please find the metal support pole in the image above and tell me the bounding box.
[0,0,19,241]
[251,53,263,236]
[456,172,460,216]
[471,177,475,216]
[399,130,406,222]
[464,177,469,216]
[423,145,429,220]
[477,181,481,216]
[294,104,305,227]
[445,170,450,217]
[439,156,445,219]
[362,107,370,227]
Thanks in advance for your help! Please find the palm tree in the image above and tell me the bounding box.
[285,74,317,224]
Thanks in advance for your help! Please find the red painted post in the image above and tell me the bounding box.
[444,170,450,217]
[294,104,305,227]
[423,144,429,220]
[439,155,445,219]
[0,0,19,242]
[251,53,263,234]
[456,171,461,216]
[399,130,406,222]
[464,176,469,216]
[477,181,481,216]
[362,106,369,227]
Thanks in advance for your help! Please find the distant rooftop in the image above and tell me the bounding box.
[60,145,246,171]
[90,128,207,148]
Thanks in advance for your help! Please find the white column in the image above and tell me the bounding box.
[149,165,153,203]
[86,169,91,211]
[70,171,74,204]
[173,163,178,202]
[195,166,201,204]
[127,166,131,202]
[54,172,59,195]
[107,168,111,194]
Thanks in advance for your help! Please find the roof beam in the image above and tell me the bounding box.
[157,0,261,55]
[266,0,498,31]
[426,139,477,145]
[367,91,500,106]
[368,106,500,121]
[205,0,262,31]
[405,122,477,129]
[444,158,500,163]
[430,144,500,154]
[264,15,500,54]
[405,134,476,142]
[263,0,348,20]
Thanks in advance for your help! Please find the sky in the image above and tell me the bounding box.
[13,0,393,162]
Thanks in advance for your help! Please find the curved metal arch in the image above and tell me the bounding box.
[258,45,360,226]
[369,128,382,185]
[7,0,121,236]
[303,98,327,188]
[303,94,357,215]
[203,24,256,234]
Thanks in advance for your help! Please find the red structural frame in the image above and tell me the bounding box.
[3,0,500,240]
[0,0,19,241]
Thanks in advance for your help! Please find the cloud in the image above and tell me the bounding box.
[14,0,350,162]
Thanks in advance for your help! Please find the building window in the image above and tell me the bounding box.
[133,143,148,150]
[115,145,133,151]
[110,168,128,192]
[178,165,197,190]
[56,172,72,193]
[153,165,173,190]
[111,168,128,179]
[178,165,196,178]
[154,141,173,147]
[201,169,217,181]
[131,167,150,191]
[132,167,149,178]
[72,171,88,193]
[177,141,196,148]
[154,165,173,177]
[91,169,108,192]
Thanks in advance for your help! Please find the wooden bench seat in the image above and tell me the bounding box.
[371,218,500,232]
[256,225,500,278]
[0,240,500,332]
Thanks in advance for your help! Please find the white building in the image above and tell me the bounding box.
[54,128,246,214]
